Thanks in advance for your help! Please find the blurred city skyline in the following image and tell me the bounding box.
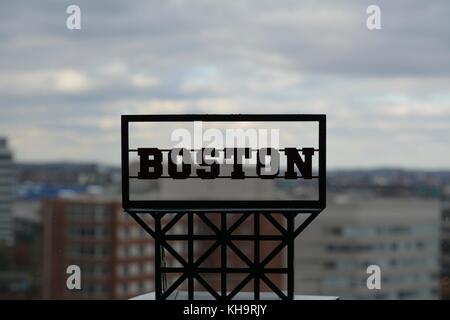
[1,0,450,301]
[0,0,449,169]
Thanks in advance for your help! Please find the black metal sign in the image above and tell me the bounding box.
[121,114,326,212]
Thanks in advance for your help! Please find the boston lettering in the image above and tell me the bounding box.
[137,147,315,180]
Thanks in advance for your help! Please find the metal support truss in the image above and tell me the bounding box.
[127,211,319,300]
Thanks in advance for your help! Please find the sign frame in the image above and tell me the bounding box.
[121,114,326,213]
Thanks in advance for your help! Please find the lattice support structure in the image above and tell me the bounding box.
[127,211,319,300]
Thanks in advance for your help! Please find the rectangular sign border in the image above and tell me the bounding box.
[121,114,326,213]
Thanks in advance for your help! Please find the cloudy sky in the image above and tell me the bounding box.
[0,0,449,169]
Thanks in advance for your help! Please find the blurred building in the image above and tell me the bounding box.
[441,186,450,299]
[295,194,440,299]
[0,199,43,299]
[41,196,156,299]
[0,137,14,246]
[0,271,34,299]
[13,199,42,260]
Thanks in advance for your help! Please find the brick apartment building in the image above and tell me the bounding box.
[41,196,155,299]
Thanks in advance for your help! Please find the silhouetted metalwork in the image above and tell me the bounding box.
[121,114,326,300]
[127,211,321,300]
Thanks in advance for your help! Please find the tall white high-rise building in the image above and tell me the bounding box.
[295,193,440,299]
[0,137,14,246]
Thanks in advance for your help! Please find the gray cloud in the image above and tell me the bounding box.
[0,0,449,168]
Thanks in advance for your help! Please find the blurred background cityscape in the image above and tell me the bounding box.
[0,0,449,299]
[1,139,449,299]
